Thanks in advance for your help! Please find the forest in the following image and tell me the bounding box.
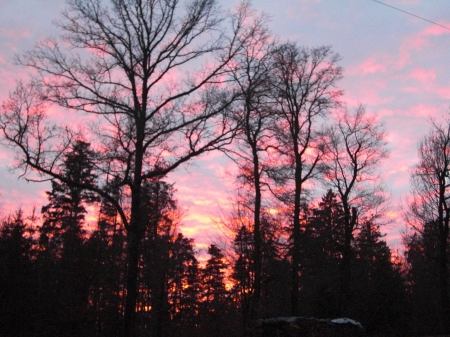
[0,1,449,336]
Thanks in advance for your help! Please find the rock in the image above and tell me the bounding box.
[257,316,365,337]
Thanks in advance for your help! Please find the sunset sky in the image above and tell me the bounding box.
[1,0,449,253]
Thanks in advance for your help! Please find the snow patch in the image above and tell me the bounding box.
[331,318,363,329]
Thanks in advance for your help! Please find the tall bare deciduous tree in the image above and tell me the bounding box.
[226,17,276,321]
[270,43,342,315]
[406,115,450,333]
[322,106,389,314]
[0,1,265,335]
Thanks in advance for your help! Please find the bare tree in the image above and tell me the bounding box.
[0,1,265,335]
[225,17,276,321]
[269,43,343,315]
[406,115,450,332]
[322,106,390,314]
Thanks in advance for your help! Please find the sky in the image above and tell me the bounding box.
[0,0,449,253]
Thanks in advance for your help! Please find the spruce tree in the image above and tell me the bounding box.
[40,140,98,254]
[39,140,98,333]
[203,244,228,314]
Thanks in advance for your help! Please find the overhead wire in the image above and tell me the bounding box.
[371,0,450,31]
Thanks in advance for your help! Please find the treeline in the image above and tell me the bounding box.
[1,137,450,337]
[0,175,405,337]
[1,1,450,337]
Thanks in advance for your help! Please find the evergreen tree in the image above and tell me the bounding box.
[404,220,446,335]
[167,233,200,335]
[231,225,254,332]
[138,179,178,337]
[86,179,126,336]
[39,140,98,334]
[0,209,37,336]
[405,116,450,334]
[40,140,98,255]
[351,221,408,336]
[299,190,344,318]
[202,244,228,314]
[309,190,345,260]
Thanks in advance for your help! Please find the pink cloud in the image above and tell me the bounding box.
[397,23,450,69]
[397,37,424,69]
[359,55,386,74]
[423,23,450,37]
[409,103,439,118]
[166,156,237,249]
[346,22,450,82]
[407,67,436,83]
[0,184,48,219]
[401,86,419,93]
[435,85,450,99]
[344,87,394,107]
[0,28,29,40]
[373,78,387,89]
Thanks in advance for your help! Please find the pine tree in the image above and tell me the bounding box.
[0,209,37,336]
[404,220,445,335]
[40,140,98,255]
[299,190,344,317]
[308,190,345,263]
[351,221,407,335]
[86,179,125,336]
[202,244,228,314]
[167,233,200,335]
[39,140,98,334]
[139,179,178,336]
[232,225,254,329]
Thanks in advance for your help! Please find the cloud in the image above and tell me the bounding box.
[0,28,29,40]
[358,55,386,74]
[422,23,450,37]
[408,103,439,118]
[344,85,395,107]
[406,67,436,83]
[397,23,450,69]
[435,85,450,99]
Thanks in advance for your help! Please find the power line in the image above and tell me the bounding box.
[371,0,450,31]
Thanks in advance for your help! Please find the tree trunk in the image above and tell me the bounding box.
[438,216,450,333]
[124,227,140,337]
[291,158,302,316]
[252,148,262,320]
[124,133,144,337]
[338,206,356,316]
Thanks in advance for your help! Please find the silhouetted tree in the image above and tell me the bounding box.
[167,233,200,336]
[299,190,344,318]
[0,1,268,334]
[139,179,179,337]
[269,43,343,315]
[322,106,389,315]
[232,225,255,330]
[86,179,126,335]
[227,17,276,320]
[404,220,449,335]
[405,114,450,334]
[39,140,98,334]
[0,209,37,336]
[40,140,97,254]
[202,244,228,314]
[352,221,407,335]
